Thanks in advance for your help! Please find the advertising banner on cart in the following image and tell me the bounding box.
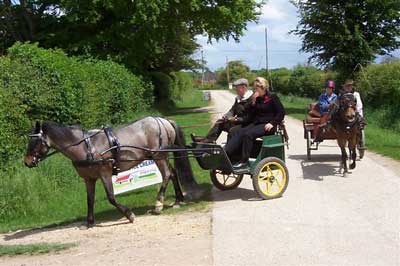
[112,160,162,195]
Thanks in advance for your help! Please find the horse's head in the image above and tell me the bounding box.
[339,93,357,123]
[24,121,50,168]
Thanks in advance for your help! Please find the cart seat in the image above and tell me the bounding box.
[308,102,321,118]
[306,116,321,124]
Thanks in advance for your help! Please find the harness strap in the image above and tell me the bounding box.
[104,127,121,175]
[153,117,164,149]
[83,131,95,161]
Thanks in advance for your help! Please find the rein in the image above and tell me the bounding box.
[28,118,184,171]
[28,128,104,163]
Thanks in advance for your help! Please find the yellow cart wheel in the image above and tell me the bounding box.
[252,157,289,200]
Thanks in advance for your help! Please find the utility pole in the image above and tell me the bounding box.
[201,50,205,85]
[265,26,273,90]
[265,27,269,73]
[226,56,230,85]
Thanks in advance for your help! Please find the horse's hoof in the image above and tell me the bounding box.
[350,164,356,170]
[172,203,181,209]
[151,208,162,215]
[80,223,93,230]
[128,213,135,223]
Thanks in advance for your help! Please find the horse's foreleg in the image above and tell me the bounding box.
[170,167,184,207]
[340,146,348,175]
[100,175,135,223]
[84,178,97,227]
[349,142,357,170]
[154,159,172,214]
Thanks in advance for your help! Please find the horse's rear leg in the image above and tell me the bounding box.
[84,178,96,227]
[100,175,135,223]
[170,167,184,208]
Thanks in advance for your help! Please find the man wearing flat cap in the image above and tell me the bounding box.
[191,78,253,143]
[343,79,363,117]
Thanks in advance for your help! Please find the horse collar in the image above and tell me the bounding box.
[342,116,359,132]
[104,127,121,175]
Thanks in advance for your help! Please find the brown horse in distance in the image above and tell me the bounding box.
[330,93,361,176]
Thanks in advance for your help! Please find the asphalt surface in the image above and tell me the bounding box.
[210,90,400,266]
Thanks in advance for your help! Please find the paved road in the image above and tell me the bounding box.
[210,90,400,266]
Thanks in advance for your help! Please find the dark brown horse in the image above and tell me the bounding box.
[331,93,360,176]
[24,117,202,227]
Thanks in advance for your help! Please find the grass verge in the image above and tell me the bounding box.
[0,243,76,257]
[0,90,212,232]
[279,94,400,160]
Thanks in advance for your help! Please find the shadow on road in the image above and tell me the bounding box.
[2,205,154,241]
[289,154,342,181]
[212,187,262,202]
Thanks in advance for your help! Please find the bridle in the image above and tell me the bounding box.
[27,124,103,166]
[28,128,51,166]
[338,93,358,131]
[339,93,356,111]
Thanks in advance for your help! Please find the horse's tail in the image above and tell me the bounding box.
[170,120,204,200]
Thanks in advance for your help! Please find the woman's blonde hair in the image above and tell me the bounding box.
[253,77,269,91]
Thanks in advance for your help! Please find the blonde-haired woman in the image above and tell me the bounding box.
[225,77,286,169]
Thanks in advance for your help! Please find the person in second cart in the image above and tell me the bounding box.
[341,79,367,152]
[314,80,337,142]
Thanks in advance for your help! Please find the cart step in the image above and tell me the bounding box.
[233,167,250,175]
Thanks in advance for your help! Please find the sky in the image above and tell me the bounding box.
[195,0,400,71]
[195,0,308,71]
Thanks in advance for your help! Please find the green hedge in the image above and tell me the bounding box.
[171,71,193,100]
[0,42,153,168]
[355,62,400,108]
[260,66,336,98]
[150,71,193,103]
[355,62,400,131]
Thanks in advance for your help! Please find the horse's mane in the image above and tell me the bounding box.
[42,121,81,140]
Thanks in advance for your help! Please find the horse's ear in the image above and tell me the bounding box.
[35,121,41,132]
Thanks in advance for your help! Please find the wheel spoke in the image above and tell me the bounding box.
[258,170,268,181]
[274,176,281,188]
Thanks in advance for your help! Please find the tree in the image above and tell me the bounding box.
[217,60,254,86]
[291,0,400,77]
[0,0,264,73]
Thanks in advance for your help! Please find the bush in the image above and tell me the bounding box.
[150,71,194,103]
[171,71,193,100]
[0,42,153,168]
[354,62,400,131]
[288,65,326,98]
[194,82,226,90]
[149,71,174,103]
[269,68,292,94]
[355,62,400,109]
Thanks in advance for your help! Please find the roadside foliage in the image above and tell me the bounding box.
[0,43,154,169]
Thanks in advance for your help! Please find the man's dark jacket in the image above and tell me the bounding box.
[225,92,254,125]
